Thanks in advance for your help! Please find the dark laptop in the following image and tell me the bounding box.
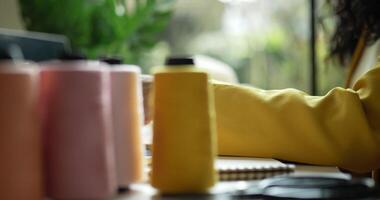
[0,28,70,61]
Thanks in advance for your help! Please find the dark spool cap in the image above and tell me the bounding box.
[59,51,87,61]
[117,187,130,193]
[0,48,12,60]
[100,57,123,65]
[165,57,194,66]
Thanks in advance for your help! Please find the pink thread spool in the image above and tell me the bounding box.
[109,64,144,190]
[40,60,116,199]
[0,61,43,200]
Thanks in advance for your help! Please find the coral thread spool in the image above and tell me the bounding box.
[0,60,43,200]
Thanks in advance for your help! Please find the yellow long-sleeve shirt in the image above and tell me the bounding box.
[213,65,380,173]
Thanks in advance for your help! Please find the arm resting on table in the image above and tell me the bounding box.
[213,66,380,173]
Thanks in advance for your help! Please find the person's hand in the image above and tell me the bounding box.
[141,75,153,125]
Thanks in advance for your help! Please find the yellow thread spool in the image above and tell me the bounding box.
[151,57,217,194]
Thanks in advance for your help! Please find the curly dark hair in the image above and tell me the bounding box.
[328,0,380,66]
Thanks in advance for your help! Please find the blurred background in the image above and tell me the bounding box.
[0,0,344,95]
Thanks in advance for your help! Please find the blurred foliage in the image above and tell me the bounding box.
[18,0,175,69]
[18,0,345,93]
[162,0,344,94]
[173,0,310,91]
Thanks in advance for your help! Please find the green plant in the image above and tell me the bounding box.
[18,0,175,67]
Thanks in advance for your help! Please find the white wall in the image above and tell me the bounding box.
[0,0,23,29]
